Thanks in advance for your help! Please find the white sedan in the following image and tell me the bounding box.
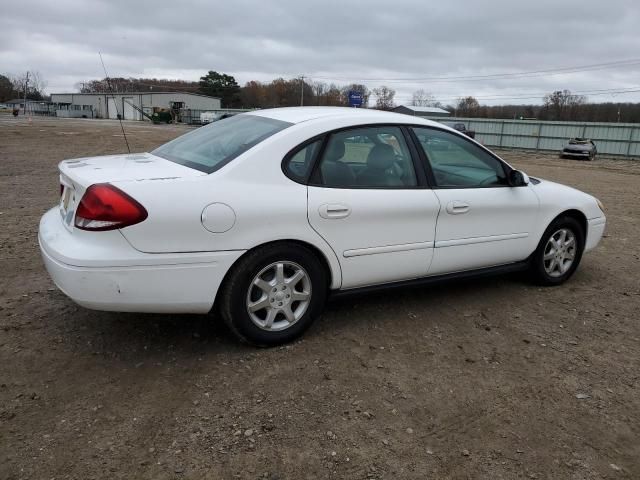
[39,107,606,345]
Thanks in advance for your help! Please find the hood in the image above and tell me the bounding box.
[564,143,591,151]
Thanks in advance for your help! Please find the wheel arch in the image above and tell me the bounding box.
[534,208,588,253]
[556,209,588,237]
[212,239,340,312]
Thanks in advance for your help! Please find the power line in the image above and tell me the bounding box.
[392,86,640,103]
[309,58,640,83]
[76,68,640,105]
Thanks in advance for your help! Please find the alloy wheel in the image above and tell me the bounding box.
[543,228,577,278]
[246,261,312,331]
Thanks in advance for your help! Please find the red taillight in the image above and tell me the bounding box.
[74,184,148,231]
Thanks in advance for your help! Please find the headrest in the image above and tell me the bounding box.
[366,144,396,170]
[325,140,345,162]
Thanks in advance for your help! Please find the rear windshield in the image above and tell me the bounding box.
[152,114,292,173]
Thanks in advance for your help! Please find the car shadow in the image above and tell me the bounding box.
[57,306,249,360]
[56,271,530,358]
[320,271,530,329]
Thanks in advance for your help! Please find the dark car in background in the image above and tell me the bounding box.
[442,121,475,139]
[561,138,597,160]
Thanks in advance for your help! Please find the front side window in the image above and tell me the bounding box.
[153,115,291,173]
[315,126,417,188]
[412,127,507,188]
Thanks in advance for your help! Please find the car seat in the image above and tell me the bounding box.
[320,140,356,186]
[357,144,403,187]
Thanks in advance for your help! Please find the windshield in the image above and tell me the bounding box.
[153,114,292,173]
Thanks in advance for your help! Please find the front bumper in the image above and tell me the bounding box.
[585,216,606,252]
[562,150,591,157]
[39,208,244,314]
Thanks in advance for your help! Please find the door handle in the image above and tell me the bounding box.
[446,201,470,215]
[319,204,351,219]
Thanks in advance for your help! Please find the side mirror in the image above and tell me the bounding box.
[508,169,529,187]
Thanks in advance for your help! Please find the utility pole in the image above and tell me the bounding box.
[23,71,29,115]
[300,75,305,106]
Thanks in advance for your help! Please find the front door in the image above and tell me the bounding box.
[411,126,540,275]
[306,125,441,289]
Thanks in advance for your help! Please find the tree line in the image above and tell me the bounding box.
[73,72,380,110]
[73,71,640,122]
[4,69,640,123]
[452,90,640,122]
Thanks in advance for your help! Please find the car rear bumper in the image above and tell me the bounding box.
[39,208,244,314]
[585,216,606,252]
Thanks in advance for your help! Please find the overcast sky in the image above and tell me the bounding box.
[3,0,640,105]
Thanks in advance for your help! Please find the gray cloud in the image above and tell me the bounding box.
[2,0,640,105]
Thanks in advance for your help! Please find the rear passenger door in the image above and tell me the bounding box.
[303,125,441,289]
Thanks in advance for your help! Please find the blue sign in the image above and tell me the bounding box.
[348,91,363,107]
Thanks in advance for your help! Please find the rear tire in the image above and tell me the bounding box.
[529,216,585,285]
[219,243,327,346]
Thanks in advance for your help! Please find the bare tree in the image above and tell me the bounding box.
[373,85,396,110]
[10,71,47,100]
[240,80,266,108]
[542,89,587,121]
[76,77,201,94]
[324,83,344,106]
[28,71,47,97]
[455,96,480,116]
[312,81,329,105]
[411,89,437,107]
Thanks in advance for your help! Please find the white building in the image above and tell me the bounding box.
[50,91,221,120]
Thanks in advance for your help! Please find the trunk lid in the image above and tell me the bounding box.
[58,152,206,188]
[57,152,206,232]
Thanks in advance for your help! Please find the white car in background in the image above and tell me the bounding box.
[39,107,606,345]
[200,111,238,124]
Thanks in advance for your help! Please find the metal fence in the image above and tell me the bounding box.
[426,117,640,159]
[20,102,58,117]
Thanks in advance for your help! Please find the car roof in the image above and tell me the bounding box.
[247,106,443,128]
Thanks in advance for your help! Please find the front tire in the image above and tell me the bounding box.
[529,216,585,285]
[219,243,327,346]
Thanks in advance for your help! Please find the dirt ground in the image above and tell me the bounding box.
[1,115,639,480]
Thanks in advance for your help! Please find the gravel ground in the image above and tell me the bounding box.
[1,115,639,479]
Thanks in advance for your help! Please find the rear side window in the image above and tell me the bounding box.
[153,115,291,173]
[284,140,322,182]
[314,126,417,188]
